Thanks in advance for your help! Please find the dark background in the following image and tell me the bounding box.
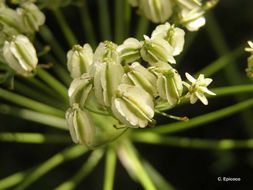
[1,0,253,189]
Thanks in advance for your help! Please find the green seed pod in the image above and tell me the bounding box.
[67,44,93,78]
[111,84,154,128]
[68,73,93,108]
[151,22,185,56]
[125,62,157,96]
[117,38,142,64]
[141,35,175,64]
[151,63,183,106]
[17,2,45,34]
[93,41,124,107]
[3,34,38,76]
[66,104,95,147]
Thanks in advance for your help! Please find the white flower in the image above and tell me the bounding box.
[67,44,93,78]
[183,73,215,105]
[245,41,253,78]
[66,104,95,147]
[117,38,143,64]
[17,2,45,34]
[141,35,175,64]
[151,22,185,56]
[111,84,154,128]
[3,34,38,76]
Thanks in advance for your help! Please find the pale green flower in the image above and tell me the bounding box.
[111,84,154,128]
[124,62,157,96]
[141,35,175,64]
[17,2,45,34]
[151,63,183,106]
[68,73,93,107]
[66,104,95,147]
[151,22,185,56]
[93,41,124,107]
[245,41,253,78]
[133,0,173,23]
[117,38,143,64]
[3,34,38,76]
[183,72,215,105]
[67,44,93,78]
[177,0,205,31]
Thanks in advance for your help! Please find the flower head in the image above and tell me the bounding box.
[183,72,215,105]
[245,41,253,78]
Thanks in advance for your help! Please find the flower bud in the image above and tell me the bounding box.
[0,6,24,33]
[3,34,38,76]
[17,3,45,34]
[111,84,154,128]
[151,64,183,106]
[151,22,185,56]
[177,0,205,31]
[68,73,93,107]
[138,0,172,23]
[141,35,175,64]
[93,41,124,107]
[66,104,95,147]
[125,62,157,96]
[117,38,142,64]
[67,44,93,78]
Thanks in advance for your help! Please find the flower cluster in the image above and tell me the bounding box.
[128,0,218,31]
[245,41,253,78]
[0,1,44,76]
[65,22,215,146]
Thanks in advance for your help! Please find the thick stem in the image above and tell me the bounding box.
[114,0,124,44]
[135,16,149,40]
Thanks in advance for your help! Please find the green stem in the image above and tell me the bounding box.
[55,149,104,190]
[0,169,28,190]
[132,133,253,150]
[14,145,88,190]
[79,2,97,48]
[36,68,68,102]
[146,97,253,134]
[121,141,157,190]
[98,0,112,40]
[0,89,65,117]
[14,81,65,110]
[114,0,124,44]
[0,104,66,129]
[52,9,78,47]
[135,16,149,40]
[103,147,117,190]
[195,45,244,77]
[39,25,66,64]
[0,133,70,144]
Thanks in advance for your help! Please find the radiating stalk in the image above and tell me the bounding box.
[97,0,112,40]
[0,169,28,190]
[55,149,104,190]
[147,97,253,134]
[132,133,253,150]
[0,104,66,129]
[39,25,66,64]
[0,133,70,144]
[135,16,149,40]
[103,147,117,190]
[14,81,65,110]
[0,89,65,117]
[36,68,68,101]
[14,145,88,190]
[79,1,97,48]
[195,45,244,77]
[52,9,78,47]
[120,141,157,190]
[114,0,124,43]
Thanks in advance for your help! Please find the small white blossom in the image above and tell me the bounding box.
[183,72,215,105]
[245,41,253,78]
